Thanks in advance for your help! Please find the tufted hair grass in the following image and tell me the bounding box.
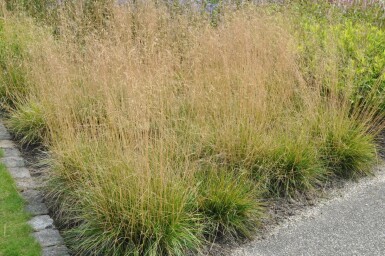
[0,1,384,255]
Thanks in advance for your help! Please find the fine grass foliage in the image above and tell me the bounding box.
[0,19,29,110]
[197,168,263,240]
[48,139,204,256]
[257,134,325,197]
[0,1,385,255]
[7,101,47,145]
[319,114,377,179]
[0,13,48,111]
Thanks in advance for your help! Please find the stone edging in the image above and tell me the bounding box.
[0,121,69,256]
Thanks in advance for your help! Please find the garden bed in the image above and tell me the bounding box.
[1,1,385,255]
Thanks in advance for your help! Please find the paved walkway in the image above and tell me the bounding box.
[232,167,385,256]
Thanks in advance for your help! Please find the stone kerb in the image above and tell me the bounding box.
[0,121,69,256]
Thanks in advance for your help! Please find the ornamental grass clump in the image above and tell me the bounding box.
[0,18,30,110]
[197,168,264,240]
[258,135,326,197]
[49,138,204,256]
[317,112,378,179]
[1,1,385,255]
[7,100,47,145]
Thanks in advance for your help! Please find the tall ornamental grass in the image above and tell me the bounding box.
[1,1,384,255]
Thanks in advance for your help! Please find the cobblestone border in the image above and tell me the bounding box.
[0,121,69,256]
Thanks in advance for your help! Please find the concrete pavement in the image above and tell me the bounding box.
[232,167,385,256]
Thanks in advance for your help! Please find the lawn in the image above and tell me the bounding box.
[0,160,40,256]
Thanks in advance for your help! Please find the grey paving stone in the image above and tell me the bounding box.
[26,201,49,216]
[29,215,54,231]
[33,229,64,247]
[42,245,70,256]
[0,121,69,254]
[0,122,7,130]
[2,156,25,168]
[0,123,9,133]
[0,140,15,148]
[22,189,44,203]
[16,178,38,191]
[2,147,21,157]
[8,167,31,179]
[0,130,11,140]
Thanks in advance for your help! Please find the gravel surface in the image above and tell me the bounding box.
[231,166,385,256]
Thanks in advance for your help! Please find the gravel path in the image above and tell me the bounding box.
[232,166,385,256]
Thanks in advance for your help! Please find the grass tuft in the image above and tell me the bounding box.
[48,141,204,256]
[1,1,385,254]
[7,101,47,145]
[197,168,263,240]
[319,116,377,179]
[256,135,326,197]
